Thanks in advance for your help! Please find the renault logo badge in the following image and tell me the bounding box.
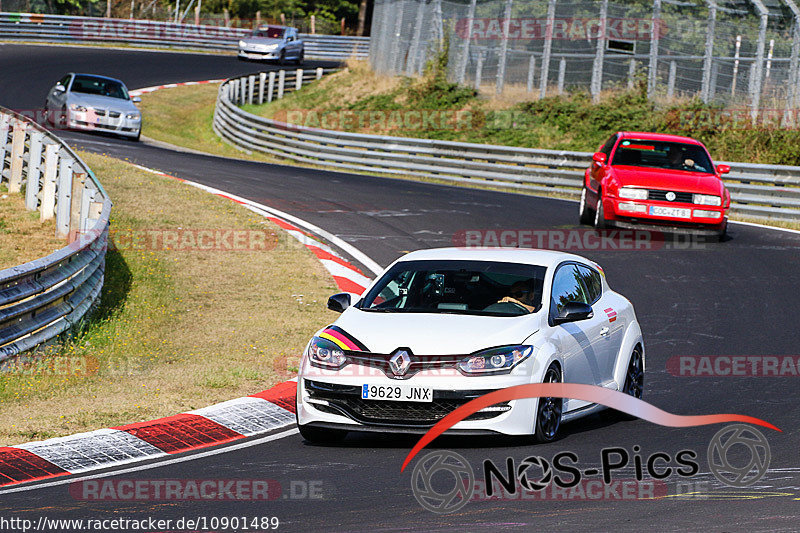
[389,350,411,376]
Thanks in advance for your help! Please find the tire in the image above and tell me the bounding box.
[278,50,286,66]
[579,187,595,225]
[533,364,563,443]
[717,220,728,242]
[296,49,304,65]
[298,424,347,444]
[594,192,606,230]
[621,346,644,400]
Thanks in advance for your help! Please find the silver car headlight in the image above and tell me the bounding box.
[307,336,347,370]
[69,104,87,112]
[693,194,722,206]
[458,345,533,375]
[618,187,648,200]
[126,112,140,120]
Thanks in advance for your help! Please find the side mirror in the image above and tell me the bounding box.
[592,152,607,165]
[54,84,66,93]
[132,96,141,103]
[554,301,594,325]
[327,292,352,313]
[716,164,730,175]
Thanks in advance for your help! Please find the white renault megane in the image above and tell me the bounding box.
[296,248,645,443]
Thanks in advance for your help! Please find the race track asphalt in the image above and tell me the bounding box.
[1,43,799,532]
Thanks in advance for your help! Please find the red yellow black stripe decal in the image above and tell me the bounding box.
[318,325,369,352]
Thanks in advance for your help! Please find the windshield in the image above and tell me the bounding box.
[360,260,547,317]
[611,139,714,174]
[252,27,285,38]
[71,75,129,100]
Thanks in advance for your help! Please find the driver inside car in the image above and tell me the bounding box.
[497,280,537,313]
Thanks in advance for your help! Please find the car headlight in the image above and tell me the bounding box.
[126,112,140,120]
[693,194,721,206]
[458,345,533,375]
[307,336,348,370]
[239,40,247,48]
[69,104,87,112]
[618,187,648,200]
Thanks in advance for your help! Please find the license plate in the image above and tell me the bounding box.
[649,205,691,218]
[361,384,433,402]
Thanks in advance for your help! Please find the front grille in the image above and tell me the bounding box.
[108,111,120,118]
[93,108,106,116]
[647,190,694,203]
[305,380,509,426]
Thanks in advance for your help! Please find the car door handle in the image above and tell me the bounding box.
[600,327,610,337]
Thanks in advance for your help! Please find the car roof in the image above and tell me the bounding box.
[617,131,704,145]
[70,73,126,85]
[394,247,596,270]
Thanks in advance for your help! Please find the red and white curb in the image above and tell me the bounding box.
[0,379,299,487]
[0,155,382,488]
[128,79,224,97]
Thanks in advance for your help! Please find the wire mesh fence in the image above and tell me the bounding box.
[369,0,800,119]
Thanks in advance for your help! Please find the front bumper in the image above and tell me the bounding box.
[67,111,140,138]
[297,370,538,436]
[238,49,280,60]
[604,197,727,233]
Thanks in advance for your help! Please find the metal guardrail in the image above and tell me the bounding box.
[0,12,370,60]
[0,107,111,360]
[213,70,800,222]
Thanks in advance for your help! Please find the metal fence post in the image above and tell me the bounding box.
[648,0,662,99]
[701,1,716,103]
[389,0,405,74]
[628,58,636,90]
[25,131,44,211]
[7,120,26,193]
[296,69,303,91]
[258,72,266,104]
[267,71,276,102]
[278,70,285,99]
[783,0,800,123]
[526,55,536,93]
[732,35,741,96]
[590,0,608,102]
[248,75,255,105]
[406,0,426,76]
[316,67,323,80]
[667,60,677,99]
[496,0,513,95]
[456,0,478,84]
[240,77,248,105]
[558,57,566,95]
[56,155,73,238]
[475,51,484,90]
[539,0,556,98]
[751,1,769,122]
[0,115,9,177]
[40,143,58,221]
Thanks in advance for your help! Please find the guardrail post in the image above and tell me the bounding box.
[0,115,9,176]
[667,61,677,99]
[56,154,73,239]
[474,51,484,91]
[277,70,285,99]
[296,69,303,91]
[25,131,44,211]
[258,72,266,104]
[316,67,323,80]
[267,71,276,103]
[240,77,248,105]
[40,143,58,222]
[558,58,566,95]
[68,171,85,243]
[248,75,255,105]
[526,55,536,93]
[7,120,27,193]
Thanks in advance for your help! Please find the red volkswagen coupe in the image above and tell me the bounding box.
[579,132,731,240]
